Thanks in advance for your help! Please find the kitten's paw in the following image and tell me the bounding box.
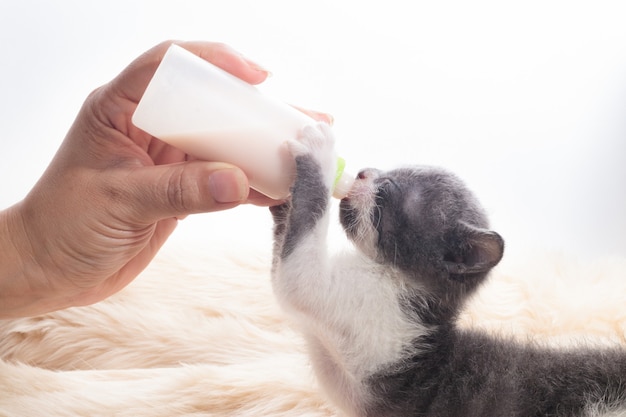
[289,122,337,186]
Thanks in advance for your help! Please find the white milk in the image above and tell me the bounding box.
[132,44,352,200]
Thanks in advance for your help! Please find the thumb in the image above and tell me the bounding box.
[121,161,250,222]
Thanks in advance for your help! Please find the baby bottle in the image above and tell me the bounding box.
[132,44,353,200]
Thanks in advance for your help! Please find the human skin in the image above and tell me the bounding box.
[0,40,331,319]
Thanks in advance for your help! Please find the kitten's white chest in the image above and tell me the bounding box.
[281,252,429,415]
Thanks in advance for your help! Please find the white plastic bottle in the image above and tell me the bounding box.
[132,44,353,200]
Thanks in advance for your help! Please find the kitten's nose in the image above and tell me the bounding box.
[357,168,379,180]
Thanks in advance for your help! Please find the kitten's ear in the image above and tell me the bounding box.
[443,222,504,276]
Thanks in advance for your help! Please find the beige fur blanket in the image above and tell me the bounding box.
[1,233,625,416]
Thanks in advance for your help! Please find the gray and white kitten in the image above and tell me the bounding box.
[270,123,626,417]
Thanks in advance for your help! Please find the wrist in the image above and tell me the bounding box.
[0,203,54,318]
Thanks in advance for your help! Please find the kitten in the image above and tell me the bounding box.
[270,123,626,417]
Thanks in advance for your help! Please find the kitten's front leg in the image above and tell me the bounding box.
[271,124,377,417]
[271,122,338,313]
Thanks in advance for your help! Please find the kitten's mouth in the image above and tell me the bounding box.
[339,185,363,238]
[339,171,377,238]
[339,175,381,259]
[342,174,375,202]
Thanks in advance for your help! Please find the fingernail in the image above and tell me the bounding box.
[242,56,272,76]
[313,111,334,125]
[208,169,248,203]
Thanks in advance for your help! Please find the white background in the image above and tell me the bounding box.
[1,1,625,261]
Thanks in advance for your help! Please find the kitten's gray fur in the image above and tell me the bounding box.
[270,123,626,417]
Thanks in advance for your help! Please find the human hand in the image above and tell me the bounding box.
[0,41,331,318]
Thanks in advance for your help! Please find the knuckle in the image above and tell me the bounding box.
[165,170,190,213]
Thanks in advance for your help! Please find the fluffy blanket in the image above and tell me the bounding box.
[1,233,625,416]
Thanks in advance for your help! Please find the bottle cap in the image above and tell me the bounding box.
[332,157,354,199]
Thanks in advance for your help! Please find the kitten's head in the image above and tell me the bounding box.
[340,166,504,302]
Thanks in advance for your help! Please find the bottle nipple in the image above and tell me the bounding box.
[332,157,354,199]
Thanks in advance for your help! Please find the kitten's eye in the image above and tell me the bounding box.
[375,179,397,202]
[375,184,390,203]
[373,179,398,230]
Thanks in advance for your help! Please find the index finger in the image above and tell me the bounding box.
[110,40,271,104]
[246,189,286,207]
